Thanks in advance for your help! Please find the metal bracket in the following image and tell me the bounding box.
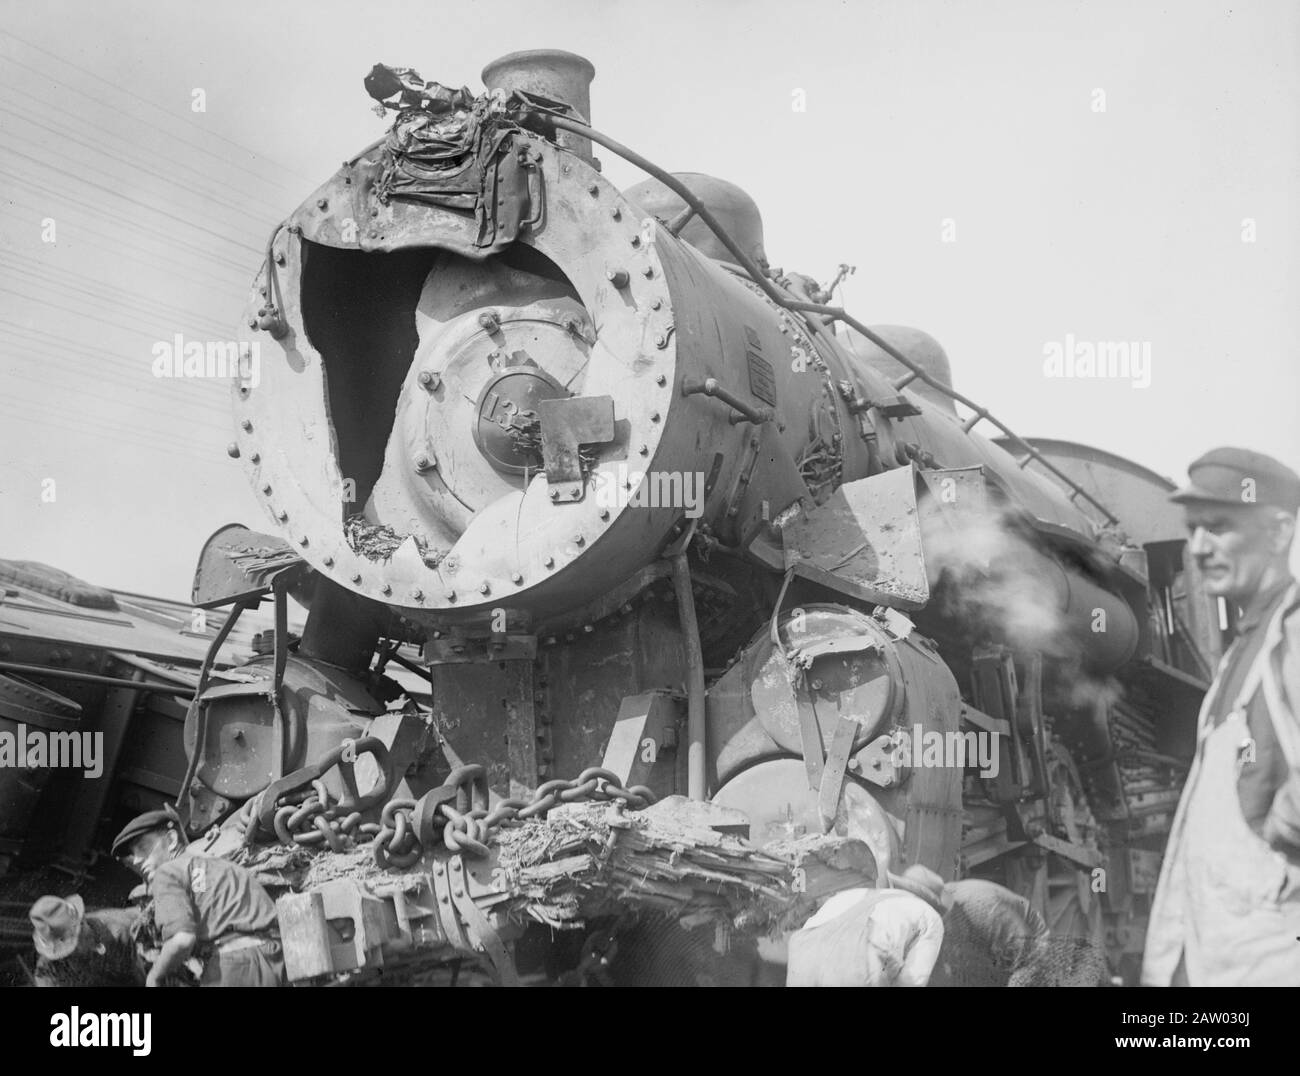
[539,395,615,501]
[852,730,904,788]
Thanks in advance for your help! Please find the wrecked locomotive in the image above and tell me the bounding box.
[185,50,1221,984]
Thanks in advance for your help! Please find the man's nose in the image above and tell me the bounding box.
[1188,526,1212,557]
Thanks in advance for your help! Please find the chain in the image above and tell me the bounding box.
[371,765,656,868]
[232,748,655,868]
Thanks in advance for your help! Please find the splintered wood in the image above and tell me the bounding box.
[245,795,878,937]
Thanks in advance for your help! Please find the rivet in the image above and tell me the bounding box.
[544,556,554,569]
[570,488,580,499]
[250,452,260,464]
[573,535,585,546]
[587,183,599,196]
[298,536,308,547]
[277,510,288,522]
[418,370,440,390]
[630,235,641,248]
[599,508,609,520]
[247,318,257,329]
[480,582,490,595]
[550,489,560,501]
[650,412,660,422]
[511,572,523,584]
[351,572,362,584]
[262,483,272,495]
[227,442,241,459]
[651,299,662,310]
[381,584,392,596]
[656,374,667,386]
[639,444,649,455]
[241,419,253,432]
[642,266,654,278]
[323,556,334,567]
[412,588,423,601]
[317,198,328,210]
[607,268,629,289]
[275,251,286,266]
[610,207,621,220]
[446,590,457,601]
[654,334,667,348]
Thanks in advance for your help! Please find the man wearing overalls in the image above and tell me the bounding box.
[1143,447,1300,986]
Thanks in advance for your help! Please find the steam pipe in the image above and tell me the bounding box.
[670,551,707,800]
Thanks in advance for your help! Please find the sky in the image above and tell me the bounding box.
[1,0,1297,596]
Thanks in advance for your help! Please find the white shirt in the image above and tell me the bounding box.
[788,887,945,987]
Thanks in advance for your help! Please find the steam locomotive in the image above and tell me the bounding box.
[188,49,1222,983]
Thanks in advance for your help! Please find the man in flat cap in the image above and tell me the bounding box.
[28,894,143,987]
[112,808,284,987]
[1143,446,1300,986]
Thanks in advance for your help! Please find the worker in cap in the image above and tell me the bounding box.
[786,864,946,987]
[1143,447,1300,986]
[28,894,143,987]
[111,808,284,987]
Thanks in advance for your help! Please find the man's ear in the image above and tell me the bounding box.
[1268,510,1296,556]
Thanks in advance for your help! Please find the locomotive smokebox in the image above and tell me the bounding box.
[481,49,596,163]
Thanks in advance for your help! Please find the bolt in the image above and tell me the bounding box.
[275,251,286,266]
[241,419,253,432]
[848,758,861,773]
[262,483,272,494]
[277,510,288,522]
[478,311,500,332]
[381,584,392,596]
[323,556,334,567]
[411,588,423,601]
[414,453,436,472]
[811,678,823,690]
[247,318,257,329]
[650,412,660,422]
[480,582,490,595]
[573,535,585,546]
[655,334,667,349]
[630,235,641,248]
[651,299,662,311]
[446,590,456,601]
[418,370,441,390]
[549,489,560,501]
[351,573,362,583]
[656,374,667,386]
[298,536,309,547]
[587,183,599,196]
[317,198,328,210]
[250,452,260,464]
[598,508,609,520]
[610,207,621,220]
[643,266,654,278]
[544,556,555,568]
[607,268,629,289]
[639,444,649,455]
[227,442,241,459]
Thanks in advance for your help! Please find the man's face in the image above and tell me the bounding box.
[1184,501,1286,603]
[121,829,176,884]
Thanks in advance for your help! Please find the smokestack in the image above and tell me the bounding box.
[481,49,596,164]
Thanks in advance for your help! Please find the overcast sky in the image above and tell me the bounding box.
[1,0,1297,596]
